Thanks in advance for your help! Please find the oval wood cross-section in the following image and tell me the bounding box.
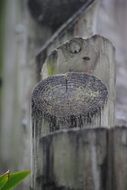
[32,72,108,121]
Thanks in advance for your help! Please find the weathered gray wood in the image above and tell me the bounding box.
[31,1,116,190]
[32,124,127,190]
[41,35,115,129]
[31,35,115,190]
[32,128,108,190]
[111,127,127,190]
[36,0,98,79]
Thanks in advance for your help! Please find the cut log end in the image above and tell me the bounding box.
[32,72,108,127]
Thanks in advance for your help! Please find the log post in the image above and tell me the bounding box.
[31,35,115,189]
[38,128,108,190]
[41,35,115,127]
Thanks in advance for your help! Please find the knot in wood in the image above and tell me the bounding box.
[69,40,81,54]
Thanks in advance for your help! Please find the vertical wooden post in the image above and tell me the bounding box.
[41,35,115,128]
[31,35,115,189]
[39,128,108,190]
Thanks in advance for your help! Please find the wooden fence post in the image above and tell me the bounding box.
[31,35,115,190]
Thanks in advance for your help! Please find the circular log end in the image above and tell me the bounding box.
[32,72,108,122]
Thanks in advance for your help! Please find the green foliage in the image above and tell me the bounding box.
[0,170,30,190]
[0,171,9,189]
